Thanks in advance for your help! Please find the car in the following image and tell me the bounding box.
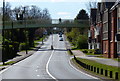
[59,35,62,37]
[59,37,63,41]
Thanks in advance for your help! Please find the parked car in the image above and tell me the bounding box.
[59,37,63,41]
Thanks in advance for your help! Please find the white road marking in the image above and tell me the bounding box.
[69,57,101,80]
[46,50,58,81]
[0,66,10,74]
[37,75,40,77]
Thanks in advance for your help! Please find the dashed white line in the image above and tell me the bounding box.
[37,75,40,77]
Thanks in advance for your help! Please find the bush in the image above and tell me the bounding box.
[94,49,101,54]
[76,35,88,49]
[19,43,26,51]
[88,49,95,54]
[82,50,88,53]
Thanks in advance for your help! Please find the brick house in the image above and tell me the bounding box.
[110,1,120,58]
[102,2,115,58]
[95,3,103,51]
[117,1,120,57]
[88,8,97,49]
[88,1,120,58]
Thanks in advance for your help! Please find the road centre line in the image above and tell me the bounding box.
[46,50,58,81]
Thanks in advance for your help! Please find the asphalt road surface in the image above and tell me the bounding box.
[0,34,101,81]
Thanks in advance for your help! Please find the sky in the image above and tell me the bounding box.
[0,0,102,19]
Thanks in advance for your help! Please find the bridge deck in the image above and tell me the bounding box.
[0,19,90,29]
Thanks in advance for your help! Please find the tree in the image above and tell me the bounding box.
[76,35,88,49]
[75,9,89,20]
[86,1,98,14]
[42,8,51,20]
[4,2,12,21]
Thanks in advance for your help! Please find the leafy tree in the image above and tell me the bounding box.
[76,35,88,49]
[66,9,89,49]
[1,3,52,62]
[75,9,89,20]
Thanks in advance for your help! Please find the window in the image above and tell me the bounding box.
[103,42,107,53]
[118,42,120,54]
[103,23,108,32]
[118,6,120,17]
[118,19,120,30]
[103,32,108,40]
[103,11,109,40]
[103,11,108,22]
[118,6,120,30]
[88,30,91,37]
[103,23,108,39]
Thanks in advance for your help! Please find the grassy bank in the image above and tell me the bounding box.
[34,36,47,47]
[72,57,120,80]
[0,61,16,66]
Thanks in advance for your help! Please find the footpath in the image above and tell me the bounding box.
[0,41,45,71]
[64,35,120,67]
[72,50,120,67]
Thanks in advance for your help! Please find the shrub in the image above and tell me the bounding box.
[76,35,88,49]
[82,50,88,53]
[19,43,26,51]
[88,49,95,54]
[94,49,101,54]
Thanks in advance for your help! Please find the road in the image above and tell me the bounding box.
[0,34,100,81]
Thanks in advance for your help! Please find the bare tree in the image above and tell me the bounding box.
[86,1,98,14]
[42,8,51,20]
[4,2,12,21]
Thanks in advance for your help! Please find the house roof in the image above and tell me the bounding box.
[110,0,120,10]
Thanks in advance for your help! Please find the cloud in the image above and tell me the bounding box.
[57,12,70,15]
[62,15,72,19]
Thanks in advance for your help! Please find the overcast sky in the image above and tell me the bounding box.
[0,0,101,19]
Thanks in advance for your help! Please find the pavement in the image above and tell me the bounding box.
[72,50,120,67]
[0,40,44,71]
[0,34,101,80]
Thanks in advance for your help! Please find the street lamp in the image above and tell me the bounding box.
[2,0,5,65]
[51,28,54,50]
[23,6,28,54]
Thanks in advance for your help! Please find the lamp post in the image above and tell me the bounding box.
[51,29,54,50]
[42,27,44,45]
[23,7,28,54]
[2,0,5,65]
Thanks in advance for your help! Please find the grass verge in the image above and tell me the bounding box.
[67,50,73,55]
[0,61,16,66]
[72,58,120,80]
